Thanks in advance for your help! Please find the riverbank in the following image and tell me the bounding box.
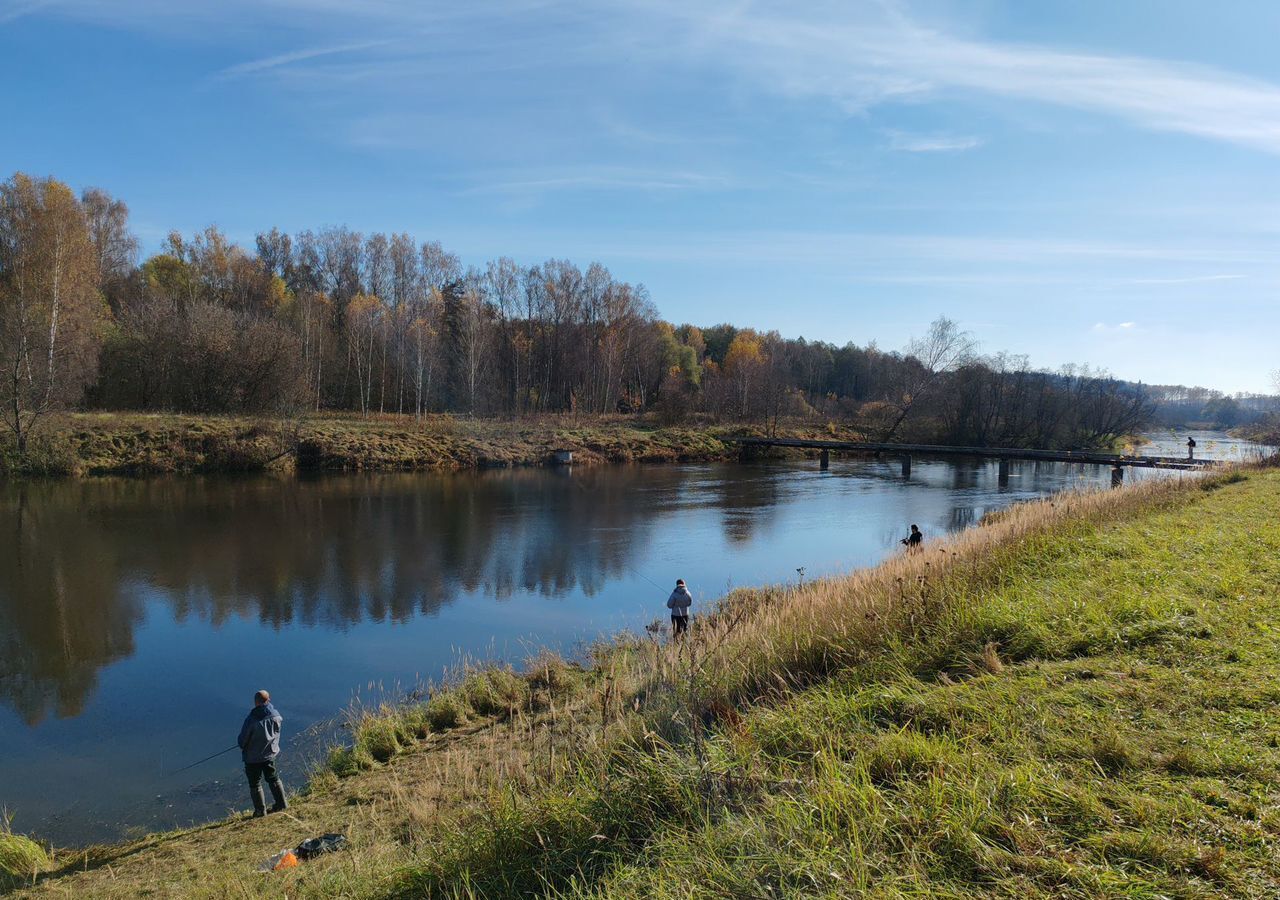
[1232,421,1280,447]
[7,458,1279,896]
[0,412,848,477]
[0,412,1162,479]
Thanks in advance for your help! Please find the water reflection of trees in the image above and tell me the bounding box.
[0,489,143,724]
[0,466,782,724]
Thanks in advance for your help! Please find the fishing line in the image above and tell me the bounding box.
[167,744,239,775]
[557,466,676,592]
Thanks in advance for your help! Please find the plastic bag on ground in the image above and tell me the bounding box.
[259,849,299,872]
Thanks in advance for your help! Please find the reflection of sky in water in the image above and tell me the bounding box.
[0,436,1263,844]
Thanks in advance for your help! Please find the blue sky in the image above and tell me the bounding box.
[2,0,1277,393]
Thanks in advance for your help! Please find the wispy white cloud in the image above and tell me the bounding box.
[23,0,1280,157]
[0,0,51,26]
[526,229,1273,268]
[1092,321,1137,333]
[215,40,390,79]
[651,1,1280,155]
[1122,273,1245,285]
[459,168,731,196]
[886,131,983,152]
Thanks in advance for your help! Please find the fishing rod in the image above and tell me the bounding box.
[168,744,239,775]
[622,561,665,590]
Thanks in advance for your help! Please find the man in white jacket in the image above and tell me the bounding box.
[667,579,693,636]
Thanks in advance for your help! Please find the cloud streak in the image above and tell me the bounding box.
[0,0,51,26]
[458,168,731,196]
[658,1,1280,155]
[886,131,983,153]
[215,40,391,79]
[21,1,1280,155]
[1122,274,1246,285]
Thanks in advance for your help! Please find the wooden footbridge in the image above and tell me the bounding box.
[730,436,1218,484]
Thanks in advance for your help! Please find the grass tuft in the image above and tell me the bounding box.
[0,831,49,889]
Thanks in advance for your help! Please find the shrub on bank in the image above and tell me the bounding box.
[0,433,80,477]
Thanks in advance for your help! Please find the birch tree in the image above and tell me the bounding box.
[0,175,106,452]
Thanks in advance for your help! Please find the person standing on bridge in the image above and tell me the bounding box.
[901,524,924,552]
[238,689,287,818]
[667,579,693,637]
[1187,436,1197,460]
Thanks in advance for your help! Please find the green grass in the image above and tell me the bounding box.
[389,465,1280,898]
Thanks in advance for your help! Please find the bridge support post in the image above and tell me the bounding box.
[819,449,830,470]
[1111,464,1124,488]
[901,455,911,479]
[998,458,1010,486]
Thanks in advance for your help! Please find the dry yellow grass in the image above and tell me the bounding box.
[12,688,604,898]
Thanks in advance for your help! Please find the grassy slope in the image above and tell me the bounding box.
[7,677,599,898]
[396,467,1280,899]
[9,465,1280,898]
[2,412,836,476]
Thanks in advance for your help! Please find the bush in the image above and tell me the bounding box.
[0,432,80,476]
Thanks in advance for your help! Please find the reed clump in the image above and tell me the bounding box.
[0,830,49,889]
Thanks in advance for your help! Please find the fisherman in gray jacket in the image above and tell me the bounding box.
[667,579,693,636]
[238,689,287,817]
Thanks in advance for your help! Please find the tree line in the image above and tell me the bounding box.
[1145,384,1279,430]
[0,172,1157,451]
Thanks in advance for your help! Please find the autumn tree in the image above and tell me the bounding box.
[346,293,385,415]
[0,175,107,452]
[722,330,767,418]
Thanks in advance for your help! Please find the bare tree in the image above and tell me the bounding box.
[80,187,137,307]
[879,316,976,440]
[412,241,459,416]
[388,233,417,413]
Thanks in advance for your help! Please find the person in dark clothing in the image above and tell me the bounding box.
[901,524,923,551]
[667,579,692,636]
[238,689,287,817]
[1187,436,1197,460]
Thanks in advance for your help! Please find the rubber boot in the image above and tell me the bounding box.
[267,776,288,813]
[249,781,267,818]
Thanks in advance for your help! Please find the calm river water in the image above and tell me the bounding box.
[0,430,1262,844]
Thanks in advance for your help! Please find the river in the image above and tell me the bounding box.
[0,430,1263,844]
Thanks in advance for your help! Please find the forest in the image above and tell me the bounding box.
[0,172,1162,453]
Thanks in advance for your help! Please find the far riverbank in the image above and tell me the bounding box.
[0,412,763,477]
[0,412,1200,478]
